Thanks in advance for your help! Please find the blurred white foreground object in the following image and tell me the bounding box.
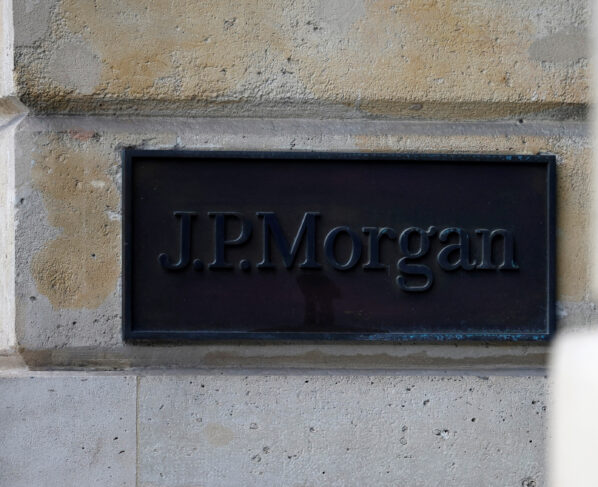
[550,330,598,486]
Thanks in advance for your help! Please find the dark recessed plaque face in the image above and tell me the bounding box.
[123,151,555,341]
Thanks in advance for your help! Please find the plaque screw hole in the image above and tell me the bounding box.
[193,259,203,271]
[240,259,251,271]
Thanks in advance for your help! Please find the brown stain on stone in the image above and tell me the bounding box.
[59,0,290,99]
[289,0,587,114]
[0,97,28,117]
[554,145,592,300]
[353,134,591,301]
[13,0,588,115]
[30,134,119,308]
[68,129,96,141]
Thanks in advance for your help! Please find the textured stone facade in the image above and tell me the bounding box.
[0,1,591,485]
[12,0,589,118]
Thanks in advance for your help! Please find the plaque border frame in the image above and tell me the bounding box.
[122,150,556,342]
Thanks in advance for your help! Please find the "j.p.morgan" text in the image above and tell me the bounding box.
[158,211,519,292]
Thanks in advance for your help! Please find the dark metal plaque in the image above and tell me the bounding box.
[123,151,555,341]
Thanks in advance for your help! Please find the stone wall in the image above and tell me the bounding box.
[0,1,592,485]
[11,0,589,119]
[1,372,547,487]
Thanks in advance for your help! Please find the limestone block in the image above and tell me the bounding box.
[11,116,591,368]
[12,0,589,118]
[0,374,136,487]
[138,374,547,487]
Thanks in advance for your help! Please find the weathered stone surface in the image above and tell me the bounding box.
[29,133,120,310]
[0,374,136,487]
[138,374,547,487]
[10,116,591,368]
[13,0,53,48]
[0,2,587,485]
[0,372,549,486]
[12,0,589,118]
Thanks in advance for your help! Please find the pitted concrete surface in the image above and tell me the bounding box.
[0,374,136,487]
[0,371,548,487]
[137,374,546,486]
[138,374,547,486]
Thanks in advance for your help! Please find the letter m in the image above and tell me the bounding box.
[256,212,321,269]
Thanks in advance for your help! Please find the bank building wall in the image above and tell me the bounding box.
[0,1,593,486]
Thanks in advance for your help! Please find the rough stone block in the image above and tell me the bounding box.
[0,374,136,487]
[12,0,590,118]
[138,374,547,487]
[9,116,591,368]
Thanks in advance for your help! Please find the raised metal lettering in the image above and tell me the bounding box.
[158,211,197,271]
[396,226,434,292]
[362,227,397,270]
[437,227,476,271]
[324,226,362,270]
[475,228,519,270]
[208,212,252,270]
[256,212,321,269]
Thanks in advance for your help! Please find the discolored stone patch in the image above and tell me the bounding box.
[30,135,120,309]
[289,0,589,115]
[12,0,589,117]
[528,29,588,64]
[58,0,290,99]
